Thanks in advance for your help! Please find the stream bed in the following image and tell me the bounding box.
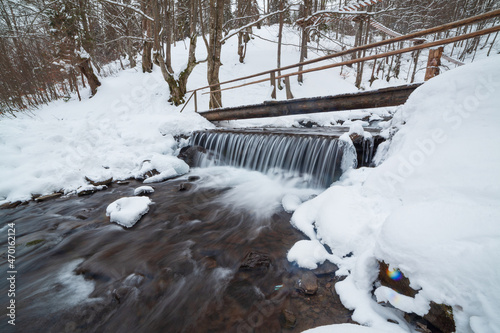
[0,167,354,332]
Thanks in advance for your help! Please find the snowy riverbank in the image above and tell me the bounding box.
[291,56,500,333]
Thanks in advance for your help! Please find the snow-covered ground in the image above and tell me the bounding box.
[290,56,500,332]
[1,22,500,333]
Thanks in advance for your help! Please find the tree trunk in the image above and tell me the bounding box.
[165,0,174,73]
[142,42,153,73]
[128,40,137,69]
[277,0,284,89]
[155,0,198,105]
[236,0,255,63]
[298,0,311,83]
[141,0,153,73]
[77,57,101,96]
[355,16,370,89]
[207,0,224,109]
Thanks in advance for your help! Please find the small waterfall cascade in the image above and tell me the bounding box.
[189,130,361,188]
[359,137,375,167]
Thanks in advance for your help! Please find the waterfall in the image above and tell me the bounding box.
[189,130,359,188]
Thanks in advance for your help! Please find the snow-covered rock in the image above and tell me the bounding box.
[106,196,153,228]
[134,186,155,195]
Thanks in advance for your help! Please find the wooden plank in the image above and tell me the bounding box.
[199,83,422,121]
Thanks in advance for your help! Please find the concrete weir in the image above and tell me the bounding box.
[188,127,382,188]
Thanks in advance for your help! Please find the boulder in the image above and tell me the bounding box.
[378,261,455,333]
[423,302,455,333]
[188,175,200,182]
[378,261,418,297]
[178,183,193,191]
[280,309,297,329]
[177,145,206,167]
[296,271,318,295]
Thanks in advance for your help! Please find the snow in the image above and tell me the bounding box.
[134,186,154,195]
[106,196,153,228]
[0,70,212,203]
[289,55,500,333]
[76,184,107,194]
[138,154,190,183]
[0,16,499,333]
[281,193,303,213]
[287,239,341,270]
[303,324,387,333]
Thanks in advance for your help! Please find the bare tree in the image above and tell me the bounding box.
[207,0,224,109]
[154,0,201,105]
[298,0,312,83]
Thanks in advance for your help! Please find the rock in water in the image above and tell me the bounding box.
[280,309,297,329]
[178,183,193,191]
[239,251,271,271]
[134,186,155,196]
[85,176,113,186]
[296,271,318,295]
[77,185,107,196]
[177,145,206,167]
[106,196,153,228]
[34,192,63,202]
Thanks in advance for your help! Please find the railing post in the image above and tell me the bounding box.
[424,47,443,81]
[270,71,277,99]
[194,90,198,112]
[284,76,293,99]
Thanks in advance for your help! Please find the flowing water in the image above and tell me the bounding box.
[190,130,359,189]
[0,129,369,332]
[0,170,354,333]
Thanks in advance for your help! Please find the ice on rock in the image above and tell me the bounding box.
[106,196,152,228]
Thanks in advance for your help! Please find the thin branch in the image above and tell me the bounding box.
[221,6,291,43]
[98,0,154,21]
[96,35,151,46]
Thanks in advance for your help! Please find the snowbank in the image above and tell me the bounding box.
[290,56,500,332]
[0,69,213,204]
[106,196,153,228]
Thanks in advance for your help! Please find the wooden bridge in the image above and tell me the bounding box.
[180,9,500,122]
[199,83,421,121]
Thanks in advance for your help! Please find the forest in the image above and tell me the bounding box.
[1,2,500,333]
[1,0,498,114]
